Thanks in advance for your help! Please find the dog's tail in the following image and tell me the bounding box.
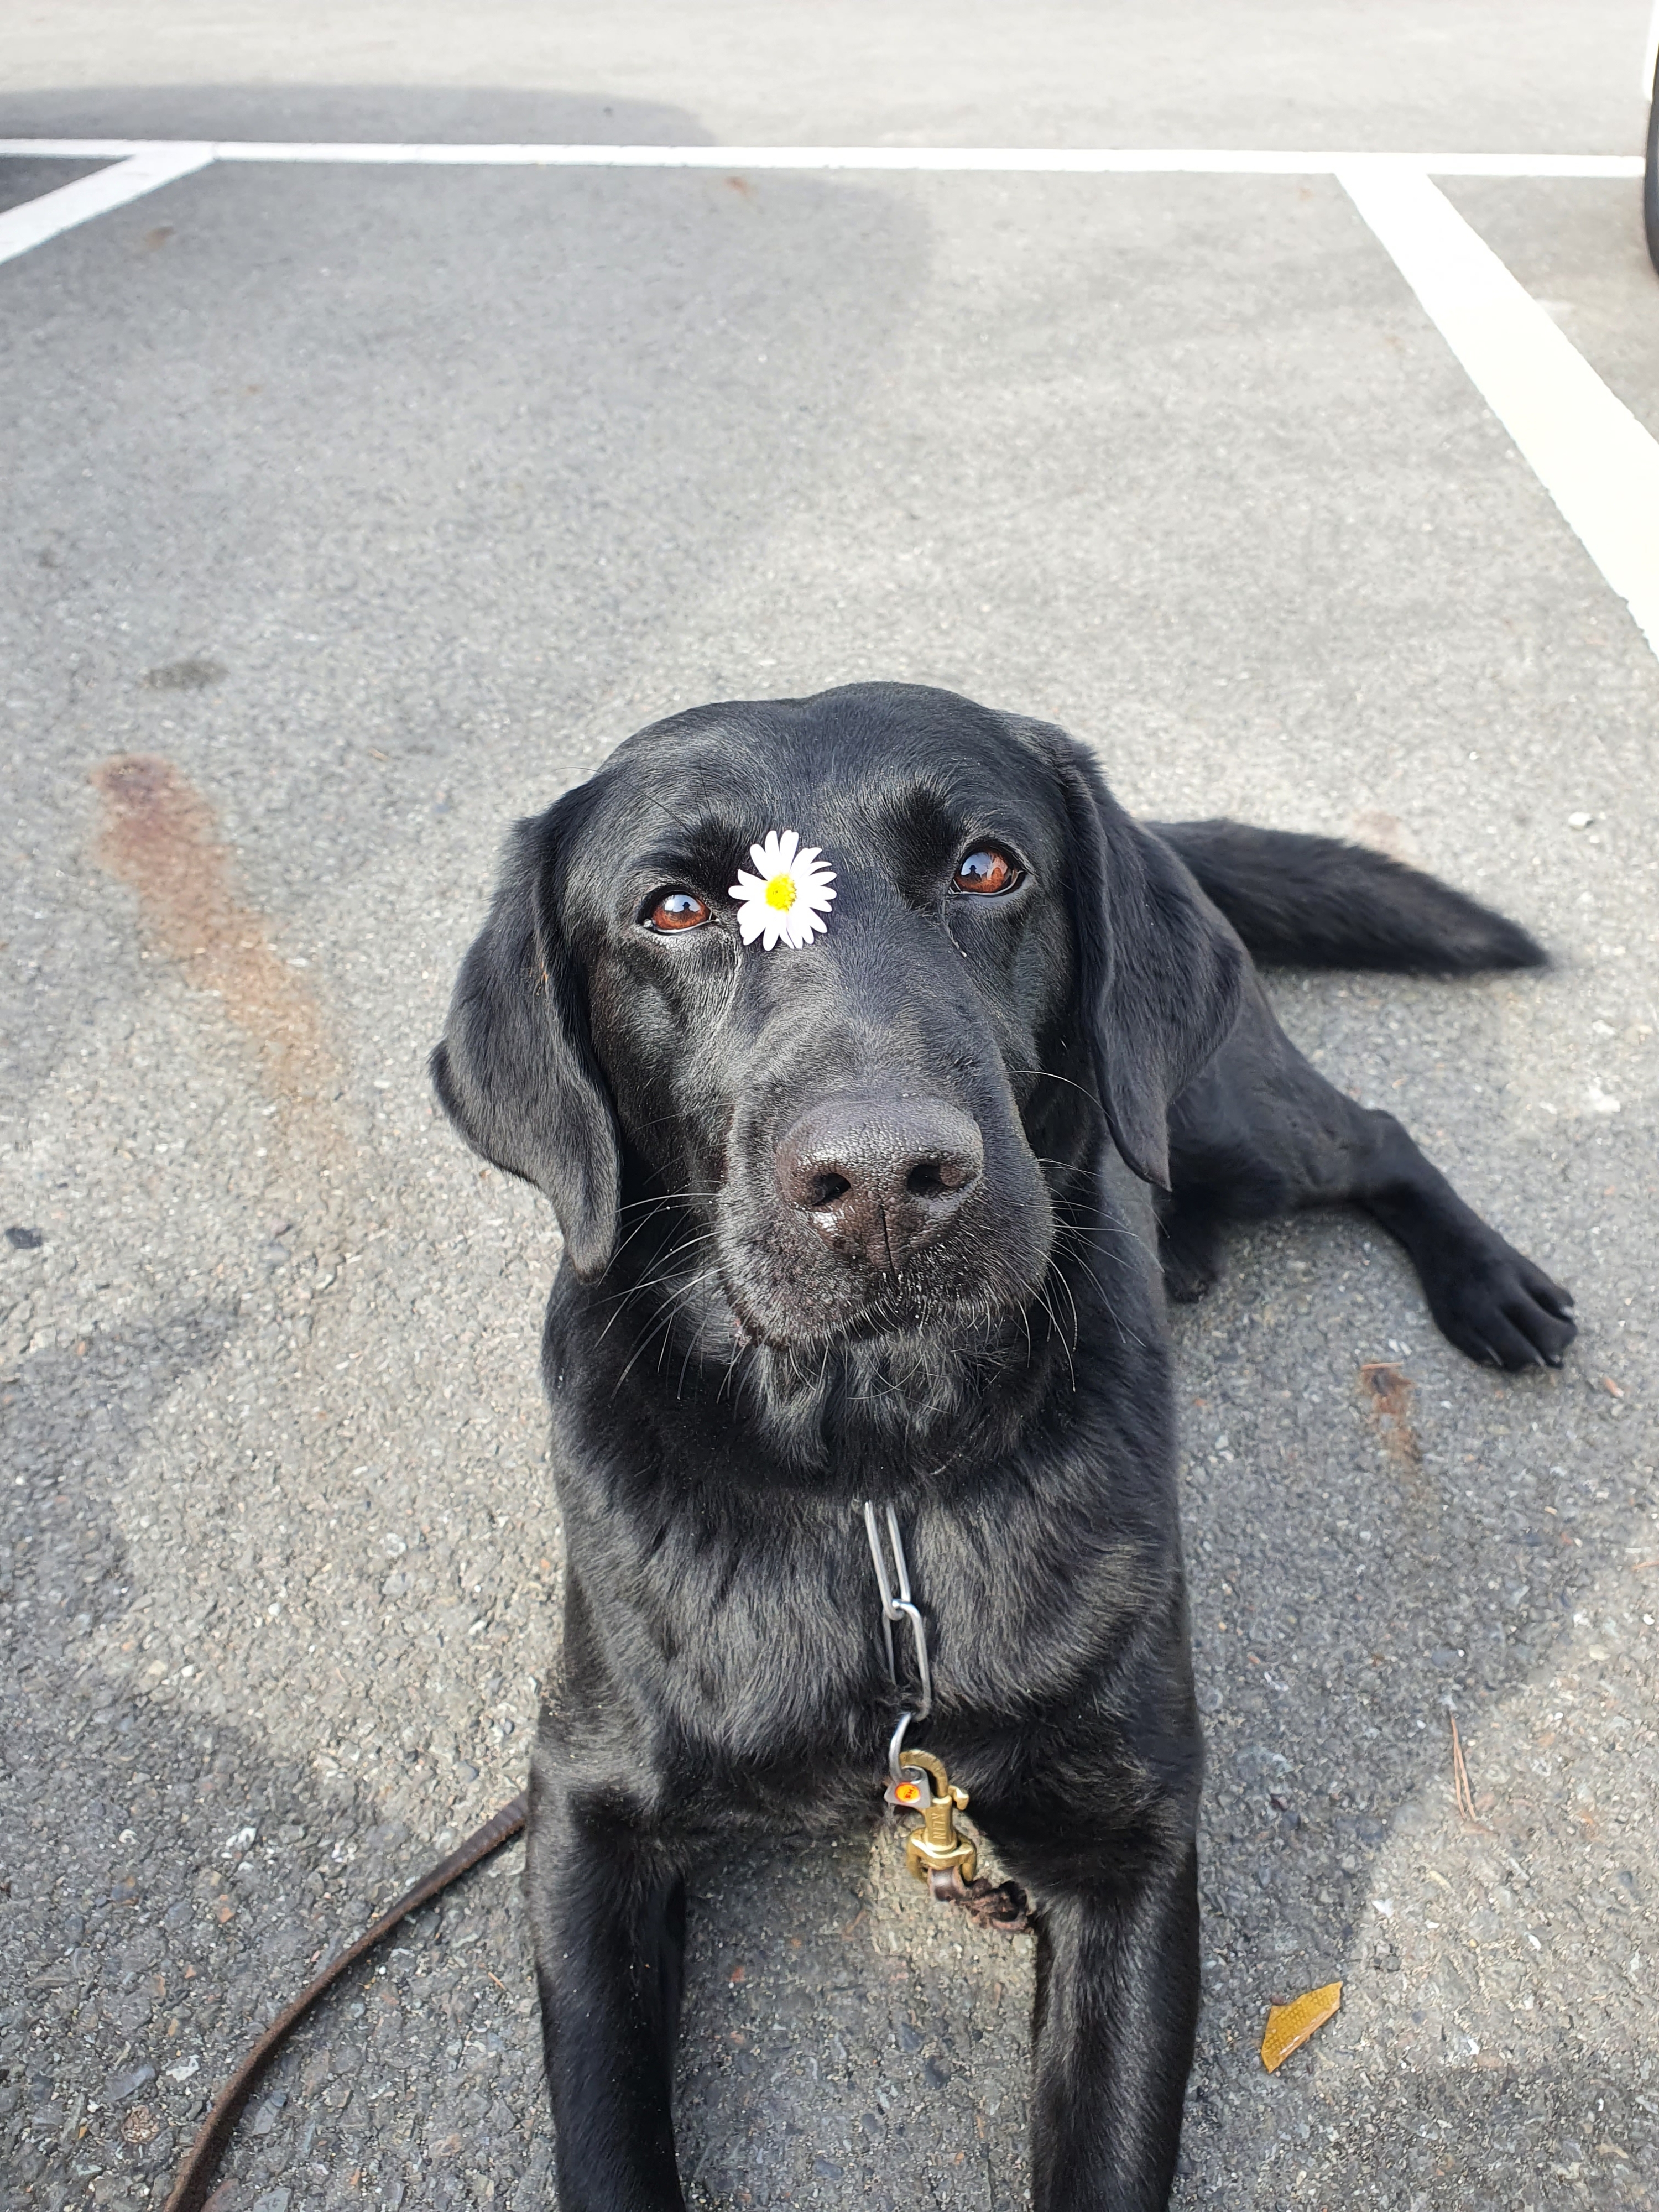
[1152,818,1547,974]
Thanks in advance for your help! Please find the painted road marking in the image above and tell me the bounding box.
[0,138,1646,176]
[1339,157,1659,660]
[0,144,213,268]
[3,138,1656,662]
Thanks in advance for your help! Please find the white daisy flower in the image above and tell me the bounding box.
[728,829,837,950]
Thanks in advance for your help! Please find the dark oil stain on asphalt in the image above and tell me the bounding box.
[1360,1360,1421,1469]
[1359,1358,1441,1541]
[140,656,226,691]
[91,753,335,1111]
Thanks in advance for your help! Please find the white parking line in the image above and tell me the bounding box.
[0,138,1646,176]
[0,143,213,267]
[1340,158,1659,660]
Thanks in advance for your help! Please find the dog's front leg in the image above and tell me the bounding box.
[525,1776,689,2211]
[1025,1830,1201,2212]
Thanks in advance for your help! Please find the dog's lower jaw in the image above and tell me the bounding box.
[705,1307,1068,1471]
[713,1224,1053,1352]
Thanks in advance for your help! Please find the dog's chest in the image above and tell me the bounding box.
[626,1512,891,1741]
[586,1487,1145,1783]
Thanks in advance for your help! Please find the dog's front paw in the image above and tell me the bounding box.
[1425,1235,1576,1370]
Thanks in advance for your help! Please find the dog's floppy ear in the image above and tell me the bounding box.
[430,790,620,1280]
[1043,729,1244,1189]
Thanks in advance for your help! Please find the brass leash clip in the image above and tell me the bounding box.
[885,1747,977,1886]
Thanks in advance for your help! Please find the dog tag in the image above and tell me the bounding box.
[885,1776,925,1809]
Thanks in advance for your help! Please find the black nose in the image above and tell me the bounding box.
[775,1094,984,1273]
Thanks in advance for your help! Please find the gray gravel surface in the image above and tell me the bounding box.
[3,8,1657,2209]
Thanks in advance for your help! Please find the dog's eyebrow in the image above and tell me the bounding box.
[628,827,747,881]
[876,780,1035,870]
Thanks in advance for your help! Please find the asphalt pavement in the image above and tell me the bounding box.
[3,7,1658,2209]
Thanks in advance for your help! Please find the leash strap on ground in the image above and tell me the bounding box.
[162,1792,529,2212]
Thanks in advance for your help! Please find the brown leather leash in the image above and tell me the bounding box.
[163,1792,528,2212]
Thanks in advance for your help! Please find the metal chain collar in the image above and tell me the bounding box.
[862,1499,932,1783]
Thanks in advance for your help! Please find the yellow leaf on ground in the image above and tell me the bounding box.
[1260,1981,1342,2072]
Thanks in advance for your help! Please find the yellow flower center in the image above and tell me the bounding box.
[764,873,797,911]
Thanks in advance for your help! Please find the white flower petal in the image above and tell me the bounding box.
[729,829,838,950]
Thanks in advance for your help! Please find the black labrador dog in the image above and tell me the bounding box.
[433,682,1573,2211]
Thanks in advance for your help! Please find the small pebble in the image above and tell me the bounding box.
[103,2065,155,2103]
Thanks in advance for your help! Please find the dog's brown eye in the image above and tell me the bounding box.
[643,889,711,933]
[953,846,1019,895]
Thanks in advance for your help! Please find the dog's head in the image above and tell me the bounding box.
[432,683,1240,1361]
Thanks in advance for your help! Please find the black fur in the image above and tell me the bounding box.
[1154,817,1547,974]
[433,683,1575,2211]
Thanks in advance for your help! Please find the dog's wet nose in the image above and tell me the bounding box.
[775,1096,983,1272]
